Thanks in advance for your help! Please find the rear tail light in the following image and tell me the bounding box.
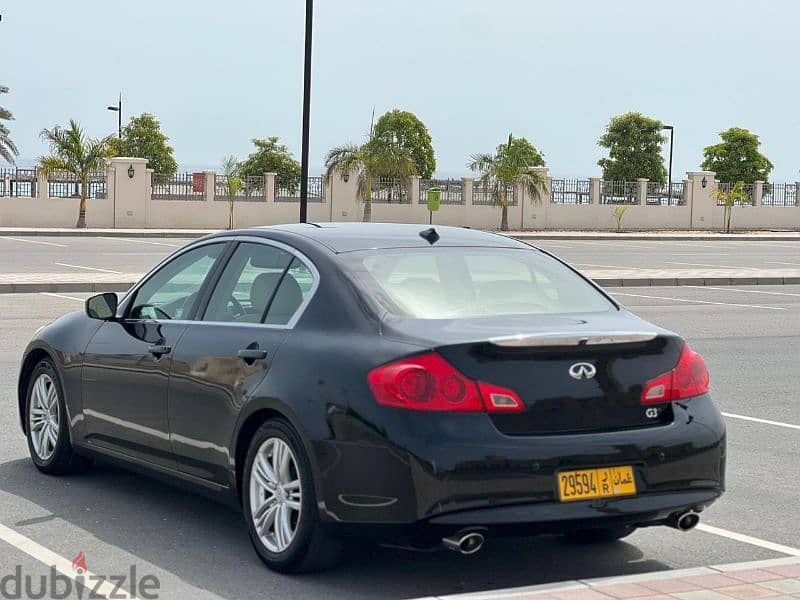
[642,343,710,404]
[367,353,524,413]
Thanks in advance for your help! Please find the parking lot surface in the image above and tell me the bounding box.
[1,235,799,275]
[1,282,798,598]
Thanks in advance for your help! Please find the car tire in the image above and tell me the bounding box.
[25,359,93,475]
[566,526,636,543]
[242,419,342,573]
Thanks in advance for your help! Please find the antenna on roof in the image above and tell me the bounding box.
[419,227,439,245]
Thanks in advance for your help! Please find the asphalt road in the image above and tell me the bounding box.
[0,235,799,275]
[0,286,798,599]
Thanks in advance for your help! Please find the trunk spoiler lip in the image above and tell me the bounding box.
[488,331,659,347]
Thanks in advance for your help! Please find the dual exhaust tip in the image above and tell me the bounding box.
[441,510,699,555]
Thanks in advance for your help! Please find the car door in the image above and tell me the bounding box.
[81,241,228,468]
[167,240,317,483]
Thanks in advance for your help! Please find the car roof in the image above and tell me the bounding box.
[235,222,530,253]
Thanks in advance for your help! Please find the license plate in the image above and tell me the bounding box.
[557,466,636,502]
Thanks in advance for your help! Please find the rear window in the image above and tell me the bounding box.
[339,247,615,319]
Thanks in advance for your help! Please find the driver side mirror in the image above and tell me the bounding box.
[86,292,119,321]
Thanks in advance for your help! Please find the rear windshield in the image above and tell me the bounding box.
[339,247,615,319]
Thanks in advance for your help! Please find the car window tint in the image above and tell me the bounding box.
[340,247,613,319]
[129,244,224,320]
[203,243,293,323]
[264,259,314,325]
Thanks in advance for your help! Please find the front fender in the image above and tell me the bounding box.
[18,311,102,440]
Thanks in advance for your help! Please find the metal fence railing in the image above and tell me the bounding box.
[370,178,409,204]
[0,168,37,197]
[716,182,755,206]
[761,183,798,207]
[275,176,324,203]
[599,181,638,205]
[646,181,685,205]
[550,179,590,204]
[151,172,205,201]
[214,175,266,202]
[472,181,517,206]
[419,179,463,205]
[48,172,107,199]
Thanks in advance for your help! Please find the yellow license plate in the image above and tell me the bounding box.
[557,466,636,502]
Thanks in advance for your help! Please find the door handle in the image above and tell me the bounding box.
[237,348,268,364]
[148,344,172,357]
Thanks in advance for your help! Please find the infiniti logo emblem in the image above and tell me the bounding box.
[568,362,597,380]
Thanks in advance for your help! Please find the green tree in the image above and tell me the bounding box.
[468,134,547,231]
[598,112,667,183]
[109,113,177,175]
[0,85,19,164]
[238,137,301,192]
[324,131,416,223]
[373,109,436,179]
[711,181,749,234]
[39,120,113,228]
[220,155,243,230]
[701,127,773,184]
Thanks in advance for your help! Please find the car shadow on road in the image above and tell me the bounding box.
[0,458,674,600]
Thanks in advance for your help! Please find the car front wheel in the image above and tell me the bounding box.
[242,419,341,573]
[25,359,92,475]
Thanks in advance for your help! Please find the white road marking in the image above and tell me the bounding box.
[613,292,785,310]
[683,285,800,298]
[0,521,132,598]
[1,237,67,247]
[55,262,121,274]
[768,261,800,266]
[721,412,800,430]
[697,524,800,556]
[40,292,85,302]
[573,262,646,270]
[664,261,739,268]
[98,236,180,247]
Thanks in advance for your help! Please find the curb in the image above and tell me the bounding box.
[3,276,799,294]
[1,229,799,241]
[423,556,800,600]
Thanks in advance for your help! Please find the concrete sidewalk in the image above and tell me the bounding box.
[2,267,800,293]
[426,557,800,600]
[1,227,800,241]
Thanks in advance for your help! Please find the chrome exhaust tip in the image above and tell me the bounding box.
[442,531,485,555]
[670,510,700,532]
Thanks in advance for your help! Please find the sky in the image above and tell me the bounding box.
[2,0,800,180]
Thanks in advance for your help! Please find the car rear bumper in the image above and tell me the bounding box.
[316,394,726,530]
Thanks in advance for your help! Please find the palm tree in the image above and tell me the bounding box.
[468,134,547,231]
[324,132,416,223]
[711,181,749,234]
[0,85,19,164]
[39,120,113,228]
[221,155,243,230]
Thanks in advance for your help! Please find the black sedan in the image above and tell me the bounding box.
[17,223,725,572]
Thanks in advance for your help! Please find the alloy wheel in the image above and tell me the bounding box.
[249,437,303,553]
[29,373,60,461]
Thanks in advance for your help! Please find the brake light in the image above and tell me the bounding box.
[641,344,709,404]
[367,353,524,413]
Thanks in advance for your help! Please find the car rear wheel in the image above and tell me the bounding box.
[25,359,92,475]
[242,419,342,573]
[565,526,636,543]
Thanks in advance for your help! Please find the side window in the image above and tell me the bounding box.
[128,244,224,320]
[203,243,293,323]
[264,259,314,325]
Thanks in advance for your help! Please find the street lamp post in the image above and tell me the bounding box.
[662,125,674,203]
[299,0,313,223]
[107,93,122,138]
